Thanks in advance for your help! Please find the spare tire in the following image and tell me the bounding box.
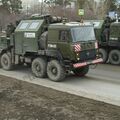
[39,32,48,49]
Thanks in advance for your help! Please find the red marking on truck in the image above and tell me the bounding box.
[73,58,103,68]
[73,62,87,68]
[92,58,103,64]
[74,44,81,52]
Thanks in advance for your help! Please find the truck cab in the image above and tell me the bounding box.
[48,22,98,62]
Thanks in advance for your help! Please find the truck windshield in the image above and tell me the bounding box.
[71,26,95,42]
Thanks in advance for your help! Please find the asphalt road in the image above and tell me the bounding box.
[0,64,120,106]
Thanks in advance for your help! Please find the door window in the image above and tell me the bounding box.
[59,30,68,41]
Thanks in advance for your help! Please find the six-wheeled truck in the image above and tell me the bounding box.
[86,19,120,65]
[99,21,120,65]
[0,18,102,82]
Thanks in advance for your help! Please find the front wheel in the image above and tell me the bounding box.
[47,60,65,82]
[73,66,89,76]
[1,53,13,70]
[99,48,108,63]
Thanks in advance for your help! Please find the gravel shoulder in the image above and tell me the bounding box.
[0,75,120,120]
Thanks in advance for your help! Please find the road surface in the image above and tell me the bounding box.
[0,64,120,106]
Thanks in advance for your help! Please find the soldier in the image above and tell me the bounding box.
[103,28,110,42]
[101,15,111,42]
[6,23,15,37]
[104,15,111,28]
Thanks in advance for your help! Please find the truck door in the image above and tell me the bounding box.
[23,32,38,53]
[57,30,71,59]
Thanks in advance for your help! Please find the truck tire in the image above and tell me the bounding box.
[73,66,89,76]
[1,53,13,70]
[99,48,108,63]
[47,60,65,82]
[109,50,120,65]
[32,58,47,78]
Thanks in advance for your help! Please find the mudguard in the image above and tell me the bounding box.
[46,50,63,60]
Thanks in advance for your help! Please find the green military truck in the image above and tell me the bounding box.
[0,18,102,82]
[87,20,120,65]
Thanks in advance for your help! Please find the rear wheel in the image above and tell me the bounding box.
[32,58,47,78]
[1,53,13,70]
[47,60,65,82]
[73,66,89,76]
[99,48,108,63]
[109,50,120,65]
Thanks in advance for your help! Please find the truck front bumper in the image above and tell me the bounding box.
[73,58,103,68]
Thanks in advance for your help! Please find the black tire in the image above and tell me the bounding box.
[1,53,13,70]
[32,58,47,78]
[73,66,89,76]
[99,48,108,63]
[109,50,120,65]
[47,60,65,82]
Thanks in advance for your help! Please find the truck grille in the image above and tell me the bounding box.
[80,49,96,61]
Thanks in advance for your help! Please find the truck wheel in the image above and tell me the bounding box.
[1,53,13,70]
[99,48,108,63]
[73,66,89,76]
[109,50,120,65]
[32,58,47,78]
[47,60,65,82]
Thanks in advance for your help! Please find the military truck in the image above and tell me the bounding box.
[0,18,102,82]
[87,19,120,65]
[99,21,120,65]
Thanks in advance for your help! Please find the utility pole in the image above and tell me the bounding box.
[0,20,2,32]
[26,4,30,16]
[40,0,44,15]
[63,0,66,17]
[77,0,85,22]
